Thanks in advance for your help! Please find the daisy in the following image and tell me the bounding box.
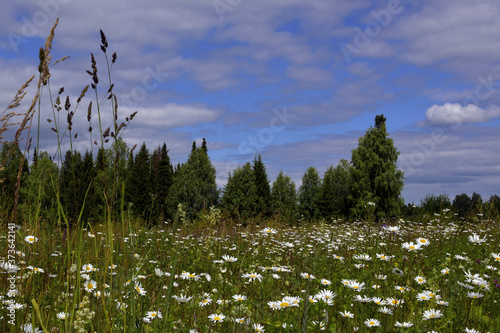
[395,285,409,293]
[464,328,481,333]
[315,289,336,302]
[378,306,393,315]
[253,323,265,332]
[222,255,237,262]
[376,254,392,261]
[491,252,500,262]
[353,295,372,303]
[320,279,331,285]
[262,227,277,235]
[172,294,192,302]
[81,263,94,274]
[145,310,162,320]
[24,235,38,244]
[28,266,44,274]
[394,321,413,327]
[346,280,366,291]
[468,234,486,244]
[232,294,247,302]
[134,282,146,296]
[339,310,354,318]
[364,318,380,327]
[268,301,281,310]
[414,275,426,284]
[300,272,315,279]
[242,272,263,282]
[199,297,212,307]
[84,280,97,292]
[402,242,422,251]
[416,237,430,246]
[208,313,225,323]
[372,297,386,305]
[467,292,484,299]
[386,297,404,307]
[423,309,443,320]
[441,268,450,274]
[56,312,68,320]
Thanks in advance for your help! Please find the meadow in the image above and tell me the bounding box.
[1,20,499,333]
[1,213,499,332]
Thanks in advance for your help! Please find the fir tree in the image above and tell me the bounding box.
[319,159,351,218]
[252,155,271,216]
[298,166,321,220]
[167,147,218,220]
[201,138,208,154]
[126,143,152,219]
[222,162,258,219]
[271,171,297,221]
[349,115,404,219]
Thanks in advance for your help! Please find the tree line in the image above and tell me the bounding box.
[1,115,498,225]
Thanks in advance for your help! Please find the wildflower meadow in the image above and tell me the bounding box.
[1,20,500,333]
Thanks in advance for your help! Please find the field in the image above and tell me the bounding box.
[1,214,499,332]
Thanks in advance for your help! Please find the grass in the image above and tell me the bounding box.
[1,216,500,332]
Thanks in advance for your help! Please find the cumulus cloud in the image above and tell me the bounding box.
[425,103,500,126]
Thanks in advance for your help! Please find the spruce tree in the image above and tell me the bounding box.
[349,114,404,219]
[201,138,208,154]
[319,159,351,219]
[151,143,173,221]
[271,171,297,221]
[126,143,152,218]
[298,166,321,220]
[252,155,271,216]
[167,147,218,220]
[222,162,258,219]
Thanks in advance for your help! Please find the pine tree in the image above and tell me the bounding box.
[349,114,404,219]
[298,166,321,220]
[222,162,258,219]
[252,155,271,216]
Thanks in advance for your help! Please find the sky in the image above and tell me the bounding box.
[1,0,500,204]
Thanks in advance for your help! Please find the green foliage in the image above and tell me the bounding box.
[19,151,58,222]
[222,162,257,219]
[452,193,472,217]
[126,142,152,219]
[319,159,351,219]
[298,166,321,220]
[0,142,28,218]
[167,147,218,220]
[420,193,451,214]
[349,114,404,219]
[150,143,173,222]
[253,155,271,217]
[270,171,298,222]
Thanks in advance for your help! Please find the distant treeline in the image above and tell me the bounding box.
[1,115,498,225]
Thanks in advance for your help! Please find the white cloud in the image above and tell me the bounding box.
[425,103,500,125]
[131,103,221,129]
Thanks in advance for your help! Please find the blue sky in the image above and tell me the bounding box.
[1,0,500,204]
